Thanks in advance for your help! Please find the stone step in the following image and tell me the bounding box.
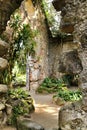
[0,57,8,70]
[0,39,9,56]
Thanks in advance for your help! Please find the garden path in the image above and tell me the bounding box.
[2,90,60,130]
[30,90,60,130]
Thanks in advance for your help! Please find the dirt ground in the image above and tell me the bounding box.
[30,90,60,130]
[2,90,60,130]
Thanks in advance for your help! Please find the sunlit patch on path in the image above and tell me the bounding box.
[30,91,60,130]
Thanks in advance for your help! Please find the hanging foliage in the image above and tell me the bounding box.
[1,12,36,85]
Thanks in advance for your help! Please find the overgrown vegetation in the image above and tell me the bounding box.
[1,12,36,86]
[37,77,82,102]
[41,0,61,37]
[7,88,35,125]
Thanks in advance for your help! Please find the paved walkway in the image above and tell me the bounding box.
[30,90,60,130]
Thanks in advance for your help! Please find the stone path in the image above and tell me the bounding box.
[30,90,60,130]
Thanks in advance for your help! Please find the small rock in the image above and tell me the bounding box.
[17,118,44,130]
[0,84,8,94]
[0,58,8,70]
[0,103,5,110]
[53,97,65,106]
[6,104,12,115]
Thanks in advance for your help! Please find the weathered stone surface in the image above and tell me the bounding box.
[0,111,3,118]
[80,29,87,48]
[55,0,87,129]
[52,0,65,11]
[0,103,5,110]
[58,50,83,74]
[6,104,12,115]
[0,58,8,70]
[0,39,9,56]
[30,69,40,82]
[63,41,79,52]
[17,118,44,130]
[59,101,87,130]
[0,84,8,93]
[61,23,74,33]
[0,0,23,34]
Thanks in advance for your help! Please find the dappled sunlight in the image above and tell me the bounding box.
[34,102,60,117]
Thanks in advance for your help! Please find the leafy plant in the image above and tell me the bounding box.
[7,88,35,125]
[41,0,61,37]
[37,77,66,93]
[54,88,82,102]
[37,77,82,102]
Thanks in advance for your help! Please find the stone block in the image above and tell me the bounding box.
[0,58,8,70]
[6,104,12,115]
[17,118,44,130]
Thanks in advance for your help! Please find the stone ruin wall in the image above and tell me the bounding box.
[21,0,49,90]
[0,0,23,127]
[52,0,87,129]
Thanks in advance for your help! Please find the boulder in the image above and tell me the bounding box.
[59,101,87,130]
[0,39,8,56]
[17,118,44,130]
[0,84,8,94]
[0,58,8,70]
[0,0,23,34]
[58,50,83,74]
[0,111,2,118]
